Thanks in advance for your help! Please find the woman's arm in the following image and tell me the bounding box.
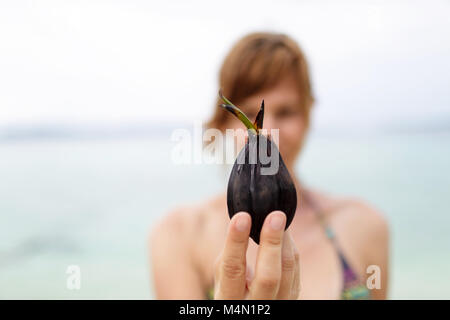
[364,206,389,300]
[351,201,389,300]
[149,209,206,299]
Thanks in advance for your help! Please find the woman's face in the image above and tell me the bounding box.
[224,76,308,170]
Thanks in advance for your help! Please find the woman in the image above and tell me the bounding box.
[150,32,389,299]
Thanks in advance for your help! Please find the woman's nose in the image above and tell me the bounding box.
[262,114,276,134]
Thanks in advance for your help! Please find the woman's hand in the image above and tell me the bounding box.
[214,211,300,299]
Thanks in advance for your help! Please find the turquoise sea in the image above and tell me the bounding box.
[1,132,450,299]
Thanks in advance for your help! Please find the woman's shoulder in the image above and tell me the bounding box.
[307,189,389,241]
[307,189,389,273]
[150,193,228,242]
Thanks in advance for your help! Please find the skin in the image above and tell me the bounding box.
[150,76,389,300]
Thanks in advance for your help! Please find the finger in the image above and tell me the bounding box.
[291,244,301,299]
[216,212,251,299]
[250,211,286,299]
[276,231,295,299]
[245,264,254,285]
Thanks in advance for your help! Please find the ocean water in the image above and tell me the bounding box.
[0,132,449,299]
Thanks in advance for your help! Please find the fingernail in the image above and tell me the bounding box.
[270,212,285,231]
[235,213,249,232]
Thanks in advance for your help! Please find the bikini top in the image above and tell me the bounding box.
[306,192,371,300]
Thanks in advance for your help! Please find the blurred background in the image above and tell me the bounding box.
[1,0,449,299]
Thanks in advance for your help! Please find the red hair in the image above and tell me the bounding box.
[206,32,314,131]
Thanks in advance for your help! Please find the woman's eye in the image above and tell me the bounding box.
[276,108,298,119]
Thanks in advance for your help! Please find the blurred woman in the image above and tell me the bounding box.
[150,32,389,300]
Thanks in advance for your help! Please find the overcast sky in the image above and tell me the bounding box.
[0,0,449,131]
